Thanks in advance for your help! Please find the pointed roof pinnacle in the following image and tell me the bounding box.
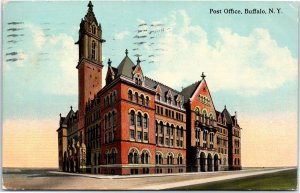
[108,58,112,66]
[224,105,227,109]
[70,106,73,110]
[125,49,128,56]
[201,72,206,79]
[88,1,93,10]
[137,56,141,65]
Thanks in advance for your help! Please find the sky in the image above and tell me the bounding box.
[2,1,298,168]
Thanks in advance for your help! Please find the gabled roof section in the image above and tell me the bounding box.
[180,80,202,103]
[222,107,233,124]
[84,1,98,25]
[155,84,162,94]
[145,76,185,107]
[116,55,135,78]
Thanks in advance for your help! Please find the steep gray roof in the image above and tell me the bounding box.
[116,56,135,78]
[180,80,202,103]
[222,108,233,124]
[145,76,185,107]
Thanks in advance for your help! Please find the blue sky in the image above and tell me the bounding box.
[3,1,298,120]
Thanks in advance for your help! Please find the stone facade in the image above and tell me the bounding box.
[57,1,242,175]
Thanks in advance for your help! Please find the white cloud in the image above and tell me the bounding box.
[147,10,297,96]
[5,23,78,95]
[114,31,130,40]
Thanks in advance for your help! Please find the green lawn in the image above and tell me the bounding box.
[172,169,297,191]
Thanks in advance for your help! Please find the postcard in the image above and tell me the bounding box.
[2,0,298,190]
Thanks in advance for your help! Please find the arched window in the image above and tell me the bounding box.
[113,91,117,103]
[92,25,96,34]
[160,122,164,134]
[109,93,113,105]
[135,92,139,103]
[98,153,101,165]
[108,112,111,128]
[128,90,133,101]
[195,108,200,121]
[166,123,170,135]
[145,96,149,107]
[104,115,107,129]
[141,150,149,164]
[91,40,96,60]
[167,153,174,165]
[143,114,148,128]
[105,151,110,164]
[177,154,183,165]
[156,152,163,165]
[137,112,142,127]
[171,125,174,136]
[111,149,117,164]
[141,95,145,105]
[112,111,116,127]
[128,148,139,164]
[130,110,135,126]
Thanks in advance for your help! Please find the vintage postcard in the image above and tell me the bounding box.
[2,0,298,190]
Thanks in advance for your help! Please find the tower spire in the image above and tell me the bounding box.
[201,72,206,79]
[88,1,93,11]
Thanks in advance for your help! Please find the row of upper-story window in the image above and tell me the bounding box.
[155,121,184,147]
[156,105,184,121]
[86,124,100,142]
[199,94,210,106]
[103,90,117,108]
[155,121,184,138]
[233,129,240,137]
[103,110,117,130]
[234,149,241,154]
[128,90,150,107]
[234,139,240,147]
[86,110,101,126]
[217,127,228,135]
[195,130,214,149]
[129,110,149,128]
[218,147,227,155]
[217,136,228,147]
[155,94,182,108]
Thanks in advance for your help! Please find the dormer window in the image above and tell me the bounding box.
[156,94,160,101]
[91,40,96,60]
[167,97,172,105]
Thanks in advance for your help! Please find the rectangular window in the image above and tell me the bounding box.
[159,137,163,145]
[180,140,183,147]
[130,130,135,139]
[176,140,179,147]
[137,131,142,140]
[160,107,163,115]
[165,109,168,116]
[172,111,174,118]
[171,139,174,146]
[156,136,158,144]
[144,132,148,141]
[166,138,169,146]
